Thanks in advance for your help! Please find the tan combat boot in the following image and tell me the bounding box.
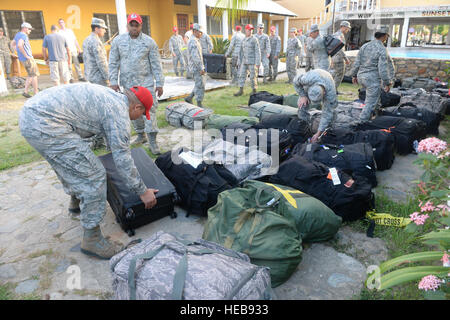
[147,133,161,155]
[131,133,148,146]
[234,87,244,96]
[80,226,123,260]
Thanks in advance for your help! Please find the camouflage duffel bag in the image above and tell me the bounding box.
[249,101,297,120]
[165,102,214,129]
[110,231,272,300]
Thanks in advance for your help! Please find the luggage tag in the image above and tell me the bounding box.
[306,144,312,152]
[266,198,278,206]
[328,168,341,186]
[321,145,330,150]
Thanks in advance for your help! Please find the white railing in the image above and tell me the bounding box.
[302,0,381,32]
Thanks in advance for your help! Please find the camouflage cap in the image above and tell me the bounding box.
[310,24,319,33]
[375,26,389,35]
[258,23,265,29]
[193,23,203,32]
[290,27,297,33]
[308,85,324,103]
[91,18,108,29]
[340,21,351,29]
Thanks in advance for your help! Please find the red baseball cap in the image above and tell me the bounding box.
[245,24,254,30]
[127,13,142,25]
[173,26,178,32]
[235,25,242,31]
[270,26,276,31]
[130,86,153,120]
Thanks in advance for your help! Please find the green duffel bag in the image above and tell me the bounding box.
[205,114,259,130]
[248,101,297,120]
[283,94,299,108]
[203,180,302,288]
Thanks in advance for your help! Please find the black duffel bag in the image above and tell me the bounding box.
[269,155,375,222]
[356,116,427,155]
[380,104,443,136]
[323,35,344,57]
[292,142,377,188]
[358,88,401,108]
[221,122,294,162]
[203,53,227,73]
[155,149,239,217]
[320,128,395,171]
[255,114,312,145]
[248,91,284,106]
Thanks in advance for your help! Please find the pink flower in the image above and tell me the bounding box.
[417,138,447,156]
[410,212,430,226]
[418,275,444,291]
[421,201,436,213]
[442,252,450,267]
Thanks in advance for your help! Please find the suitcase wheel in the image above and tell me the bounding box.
[127,229,136,237]
[170,211,178,219]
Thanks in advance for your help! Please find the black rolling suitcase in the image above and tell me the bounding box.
[99,148,178,237]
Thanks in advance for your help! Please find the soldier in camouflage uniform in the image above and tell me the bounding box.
[255,23,271,84]
[309,24,330,71]
[109,13,165,155]
[82,18,109,86]
[268,26,281,82]
[225,25,245,85]
[183,24,194,79]
[294,69,337,142]
[185,24,206,108]
[0,28,13,79]
[286,28,302,84]
[19,83,159,259]
[200,33,213,55]
[296,29,306,68]
[330,21,351,92]
[351,27,394,121]
[169,27,185,77]
[234,24,261,96]
[304,31,315,72]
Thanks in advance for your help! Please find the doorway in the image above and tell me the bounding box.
[177,14,189,36]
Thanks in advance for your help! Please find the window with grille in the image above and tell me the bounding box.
[174,0,191,5]
[0,10,45,40]
[94,13,151,41]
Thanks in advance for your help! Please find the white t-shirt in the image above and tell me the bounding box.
[59,28,78,54]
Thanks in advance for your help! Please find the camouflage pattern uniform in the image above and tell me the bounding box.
[304,36,314,72]
[169,34,185,75]
[255,32,271,79]
[293,69,337,132]
[200,33,213,55]
[286,36,302,83]
[0,34,12,77]
[109,32,164,135]
[296,34,306,68]
[268,34,281,80]
[350,39,393,121]
[188,36,206,103]
[19,83,147,229]
[183,30,193,79]
[225,31,245,84]
[238,35,261,90]
[311,35,330,71]
[82,32,109,86]
[330,30,348,90]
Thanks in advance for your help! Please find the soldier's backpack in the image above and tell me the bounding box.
[110,231,272,300]
[99,148,178,237]
[269,155,375,222]
[380,104,443,136]
[283,94,299,108]
[320,128,396,171]
[205,114,259,130]
[204,181,304,287]
[323,35,344,57]
[249,101,297,119]
[155,149,239,217]
[336,101,365,119]
[203,53,227,73]
[255,114,312,145]
[356,116,427,155]
[309,109,358,133]
[248,91,284,106]
[358,88,401,108]
[292,142,377,188]
[8,76,26,89]
[399,91,447,116]
[401,77,439,91]
[390,88,427,97]
[221,122,294,163]
[165,102,214,129]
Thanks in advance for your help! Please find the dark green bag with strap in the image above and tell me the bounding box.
[283,94,300,108]
[205,114,259,130]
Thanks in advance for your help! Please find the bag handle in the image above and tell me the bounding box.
[255,186,280,208]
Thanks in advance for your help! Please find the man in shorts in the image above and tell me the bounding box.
[43,25,72,86]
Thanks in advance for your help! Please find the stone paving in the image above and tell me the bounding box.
[0,122,424,300]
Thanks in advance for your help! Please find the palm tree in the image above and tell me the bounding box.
[212,0,250,21]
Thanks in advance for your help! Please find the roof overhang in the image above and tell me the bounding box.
[205,0,298,17]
